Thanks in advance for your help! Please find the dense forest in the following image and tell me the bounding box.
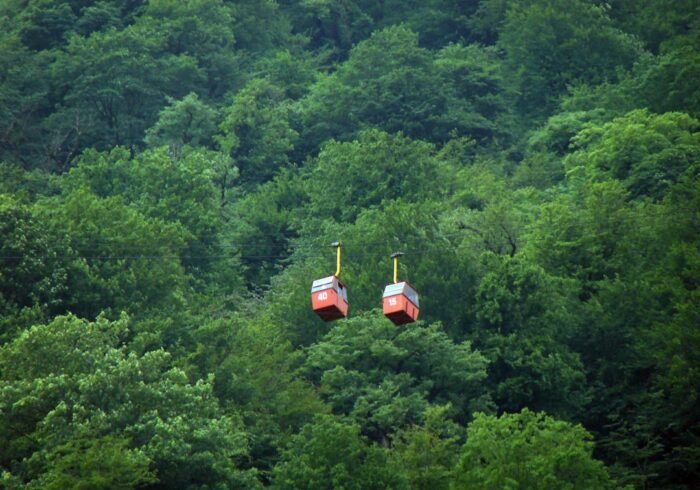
[1,0,699,488]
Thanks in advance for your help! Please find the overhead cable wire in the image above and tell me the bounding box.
[2,204,696,262]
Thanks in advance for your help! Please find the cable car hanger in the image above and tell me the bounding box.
[383,251,420,325]
[331,241,342,277]
[310,242,349,322]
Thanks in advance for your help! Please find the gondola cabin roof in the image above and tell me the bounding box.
[311,275,337,292]
[382,281,419,308]
[311,276,347,300]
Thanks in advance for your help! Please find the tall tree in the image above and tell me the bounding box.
[498,0,640,120]
[453,409,615,489]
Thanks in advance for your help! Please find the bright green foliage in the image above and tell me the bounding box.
[254,49,320,100]
[305,129,450,223]
[187,315,328,472]
[566,110,700,199]
[512,110,605,188]
[433,43,512,143]
[141,0,239,97]
[389,404,463,490]
[524,178,641,286]
[0,190,67,341]
[521,115,700,486]
[145,92,219,149]
[28,436,156,490]
[0,194,69,314]
[333,199,470,326]
[74,2,123,37]
[271,414,406,489]
[48,22,205,156]
[62,146,241,294]
[649,172,700,403]
[453,409,615,490]
[499,0,640,119]
[228,0,295,54]
[226,168,306,287]
[218,78,298,186]
[35,188,188,318]
[471,254,588,417]
[65,147,220,237]
[2,1,699,488]
[304,314,491,440]
[301,25,509,147]
[446,167,537,258]
[263,197,475,344]
[564,47,700,121]
[0,314,257,489]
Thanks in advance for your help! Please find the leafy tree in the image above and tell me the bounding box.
[599,169,700,488]
[565,109,700,199]
[228,0,295,54]
[452,409,615,489]
[144,92,219,150]
[35,188,189,319]
[433,43,512,144]
[445,166,537,259]
[262,196,477,345]
[28,436,156,490]
[471,254,589,418]
[254,49,320,100]
[3,1,700,487]
[0,26,51,168]
[286,0,375,55]
[466,0,509,45]
[17,0,77,51]
[74,1,123,37]
[140,0,240,98]
[389,404,463,490]
[0,194,70,315]
[524,178,642,288]
[521,120,699,486]
[512,110,606,189]
[563,46,700,123]
[304,314,491,440]
[187,314,328,475]
[0,314,258,489]
[62,146,242,294]
[498,0,640,119]
[301,25,509,148]
[271,415,406,489]
[225,168,306,287]
[48,21,205,160]
[218,78,298,187]
[304,129,451,223]
[608,0,700,53]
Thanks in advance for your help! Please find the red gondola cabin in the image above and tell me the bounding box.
[311,275,348,321]
[383,281,420,325]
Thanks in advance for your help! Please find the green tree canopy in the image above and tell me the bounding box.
[304,314,491,440]
[498,0,640,119]
[0,314,257,489]
[452,409,615,490]
[271,414,405,489]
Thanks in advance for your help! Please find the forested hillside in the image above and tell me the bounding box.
[1,1,699,488]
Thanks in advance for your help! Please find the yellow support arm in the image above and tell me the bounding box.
[391,252,404,284]
[331,242,342,277]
